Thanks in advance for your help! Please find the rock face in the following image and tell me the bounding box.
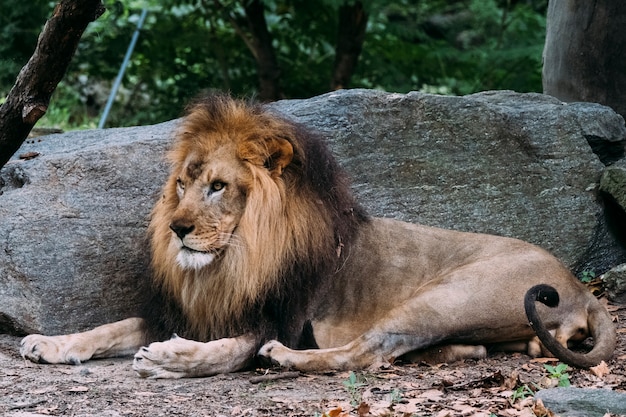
[603,264,626,304]
[601,157,626,211]
[535,387,626,417]
[0,122,176,335]
[1,89,625,335]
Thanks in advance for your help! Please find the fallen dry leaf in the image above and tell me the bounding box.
[502,370,520,390]
[450,401,480,414]
[589,360,611,378]
[356,402,370,417]
[418,389,444,402]
[501,407,540,417]
[388,398,424,415]
[532,398,555,417]
[538,376,559,389]
[326,407,347,417]
[530,357,559,364]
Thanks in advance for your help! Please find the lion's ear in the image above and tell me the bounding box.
[239,137,294,176]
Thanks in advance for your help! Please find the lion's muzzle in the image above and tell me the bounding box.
[170,221,195,240]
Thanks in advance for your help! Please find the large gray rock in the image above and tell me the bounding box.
[1,89,625,335]
[601,157,626,211]
[535,387,626,417]
[0,122,176,335]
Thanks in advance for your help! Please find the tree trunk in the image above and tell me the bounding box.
[0,0,105,168]
[331,1,368,90]
[242,0,281,101]
[542,0,626,119]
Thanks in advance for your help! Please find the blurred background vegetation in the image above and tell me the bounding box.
[0,0,547,130]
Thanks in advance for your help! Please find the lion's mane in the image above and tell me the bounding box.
[143,94,368,346]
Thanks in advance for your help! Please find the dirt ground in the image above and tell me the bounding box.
[1,305,624,417]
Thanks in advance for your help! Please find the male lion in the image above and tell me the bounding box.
[21,93,616,378]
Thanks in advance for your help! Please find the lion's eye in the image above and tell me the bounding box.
[209,181,226,193]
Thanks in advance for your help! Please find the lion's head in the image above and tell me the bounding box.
[148,94,367,342]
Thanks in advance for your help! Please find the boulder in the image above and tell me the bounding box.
[601,157,626,211]
[603,263,626,304]
[0,122,176,335]
[598,158,626,297]
[1,89,625,335]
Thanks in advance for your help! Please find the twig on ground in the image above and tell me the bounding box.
[249,371,301,384]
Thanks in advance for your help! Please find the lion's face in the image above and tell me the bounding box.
[167,143,250,270]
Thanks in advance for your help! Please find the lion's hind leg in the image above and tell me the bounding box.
[258,318,451,371]
[259,295,488,371]
[258,338,379,371]
[259,340,488,371]
[20,317,146,365]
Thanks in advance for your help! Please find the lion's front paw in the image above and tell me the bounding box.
[258,340,295,368]
[20,334,90,365]
[132,336,198,379]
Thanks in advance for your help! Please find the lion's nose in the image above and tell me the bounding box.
[170,222,195,240]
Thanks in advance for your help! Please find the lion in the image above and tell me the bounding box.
[20,93,616,378]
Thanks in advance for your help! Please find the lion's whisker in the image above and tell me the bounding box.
[216,232,243,249]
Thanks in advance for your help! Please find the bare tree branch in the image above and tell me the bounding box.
[0,0,105,168]
[331,1,368,90]
[211,0,281,101]
[241,0,281,101]
[211,0,259,61]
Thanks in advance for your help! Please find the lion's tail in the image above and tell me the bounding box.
[524,284,616,368]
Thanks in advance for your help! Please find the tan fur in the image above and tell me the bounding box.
[21,318,146,365]
[259,218,615,370]
[20,95,616,378]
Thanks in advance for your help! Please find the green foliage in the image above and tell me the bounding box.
[37,81,99,130]
[543,363,571,387]
[342,371,367,406]
[0,2,54,92]
[357,0,546,95]
[510,383,536,402]
[389,387,403,405]
[1,0,547,129]
[580,269,597,283]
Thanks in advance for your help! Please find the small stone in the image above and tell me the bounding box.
[535,387,626,417]
[602,264,626,303]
